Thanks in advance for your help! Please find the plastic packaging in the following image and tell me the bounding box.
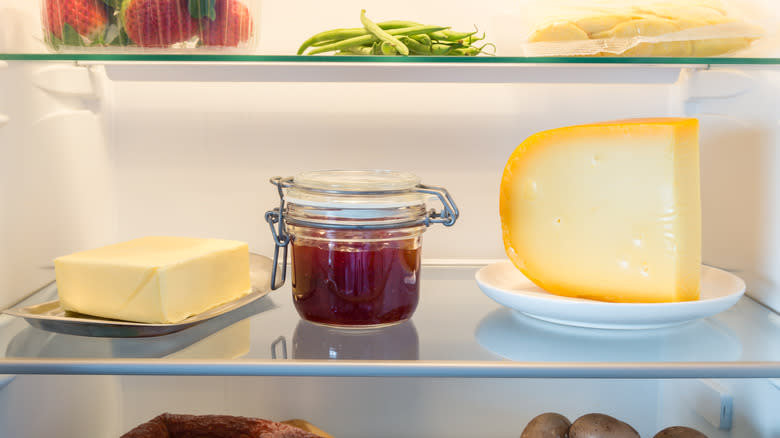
[40,0,259,52]
[517,0,771,57]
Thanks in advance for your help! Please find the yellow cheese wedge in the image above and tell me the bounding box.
[500,118,701,303]
[54,236,251,323]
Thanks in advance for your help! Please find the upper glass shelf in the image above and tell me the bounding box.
[2,54,780,65]
[1,264,779,378]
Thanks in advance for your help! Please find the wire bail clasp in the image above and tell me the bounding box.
[416,184,459,227]
[264,176,293,290]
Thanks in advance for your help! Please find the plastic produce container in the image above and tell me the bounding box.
[40,0,259,51]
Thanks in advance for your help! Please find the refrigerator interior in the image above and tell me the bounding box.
[1,0,780,437]
[1,375,779,437]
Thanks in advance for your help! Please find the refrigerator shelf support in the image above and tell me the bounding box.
[683,69,756,100]
[79,61,699,84]
[31,64,96,98]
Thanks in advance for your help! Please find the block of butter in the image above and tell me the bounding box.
[500,118,701,303]
[54,236,251,323]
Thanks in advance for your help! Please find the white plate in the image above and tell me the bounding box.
[475,261,746,330]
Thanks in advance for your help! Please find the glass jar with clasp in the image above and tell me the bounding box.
[265,169,458,328]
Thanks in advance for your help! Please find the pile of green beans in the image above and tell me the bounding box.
[297,10,495,56]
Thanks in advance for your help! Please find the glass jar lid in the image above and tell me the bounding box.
[284,169,427,209]
[294,169,421,192]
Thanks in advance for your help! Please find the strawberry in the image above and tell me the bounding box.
[200,0,253,47]
[122,0,198,47]
[43,0,108,40]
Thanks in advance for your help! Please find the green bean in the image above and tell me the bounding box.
[297,21,432,54]
[447,47,478,56]
[298,28,364,55]
[400,36,431,55]
[427,31,450,41]
[340,45,374,55]
[431,43,456,55]
[304,25,448,55]
[360,9,408,56]
[440,28,479,41]
[458,32,486,45]
[425,31,478,43]
[401,37,459,56]
[380,41,397,55]
[297,12,495,57]
[376,20,422,29]
[410,34,432,46]
[449,43,496,56]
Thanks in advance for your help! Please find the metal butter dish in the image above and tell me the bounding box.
[2,254,274,338]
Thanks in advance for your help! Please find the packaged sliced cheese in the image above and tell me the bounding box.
[54,236,251,323]
[517,0,770,57]
[500,118,701,303]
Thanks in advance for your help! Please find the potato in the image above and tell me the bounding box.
[654,426,709,438]
[521,412,571,438]
[569,413,639,438]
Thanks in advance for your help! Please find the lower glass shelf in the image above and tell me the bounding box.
[0,263,778,378]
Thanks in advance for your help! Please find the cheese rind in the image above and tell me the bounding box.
[500,118,701,303]
[54,236,251,323]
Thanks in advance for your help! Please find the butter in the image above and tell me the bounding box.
[54,236,251,323]
[500,118,701,303]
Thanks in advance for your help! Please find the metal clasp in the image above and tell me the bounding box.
[416,184,459,227]
[265,176,293,290]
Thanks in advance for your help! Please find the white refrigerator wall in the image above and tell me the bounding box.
[0,61,116,310]
[107,76,675,255]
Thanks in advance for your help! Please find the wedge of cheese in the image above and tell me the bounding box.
[500,118,701,303]
[54,236,251,323]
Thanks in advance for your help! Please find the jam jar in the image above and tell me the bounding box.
[265,170,458,328]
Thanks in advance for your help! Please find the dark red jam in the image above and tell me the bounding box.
[290,232,421,327]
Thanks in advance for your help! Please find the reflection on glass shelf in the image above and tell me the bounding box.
[475,308,741,362]
[1,54,780,65]
[167,320,251,360]
[290,319,419,360]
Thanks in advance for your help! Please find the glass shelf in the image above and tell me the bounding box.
[5,54,776,83]
[1,54,780,65]
[1,264,779,378]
